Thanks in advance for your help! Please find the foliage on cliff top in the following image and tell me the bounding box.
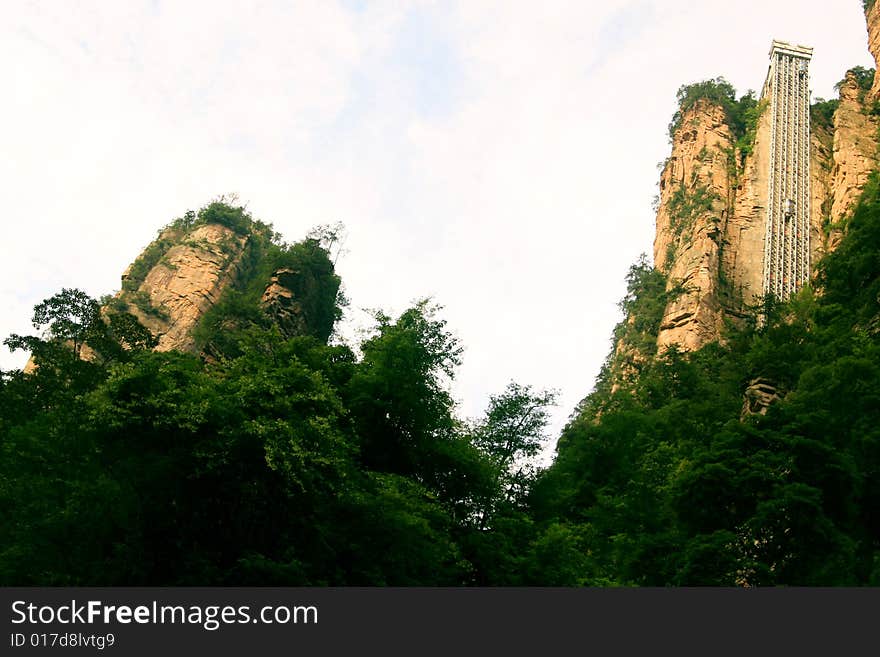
[834,66,876,97]
[169,196,277,239]
[122,197,277,292]
[667,77,761,145]
[732,97,767,160]
[192,228,345,355]
[811,98,840,133]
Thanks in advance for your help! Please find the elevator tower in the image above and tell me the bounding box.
[761,40,813,300]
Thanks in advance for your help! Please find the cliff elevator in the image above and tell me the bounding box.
[761,40,813,300]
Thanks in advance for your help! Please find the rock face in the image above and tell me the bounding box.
[723,101,772,313]
[649,10,880,354]
[118,223,249,353]
[828,72,879,247]
[867,1,880,103]
[741,378,783,417]
[654,100,732,351]
[810,118,835,263]
[261,268,309,338]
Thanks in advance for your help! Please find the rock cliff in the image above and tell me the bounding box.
[647,8,880,354]
[827,72,879,249]
[723,99,772,313]
[116,223,249,353]
[866,0,880,102]
[71,202,342,365]
[653,100,732,351]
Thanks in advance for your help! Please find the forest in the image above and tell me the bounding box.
[2,169,880,585]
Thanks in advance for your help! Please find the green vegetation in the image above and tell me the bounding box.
[192,221,345,356]
[668,78,762,147]
[122,200,345,356]
[834,66,876,105]
[616,258,673,358]
[832,66,880,118]
[662,182,719,267]
[574,258,687,421]
[122,232,179,292]
[128,290,169,320]
[0,205,561,585]
[662,78,763,254]
[533,173,880,585]
[667,183,718,238]
[165,197,276,239]
[667,78,766,172]
[4,171,880,584]
[668,77,736,138]
[811,98,840,133]
[733,97,767,160]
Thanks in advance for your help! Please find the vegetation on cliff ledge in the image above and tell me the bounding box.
[668,77,762,147]
[811,97,840,133]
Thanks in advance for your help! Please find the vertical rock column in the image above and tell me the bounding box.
[654,99,734,351]
[827,72,879,249]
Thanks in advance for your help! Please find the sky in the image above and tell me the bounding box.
[1,0,875,456]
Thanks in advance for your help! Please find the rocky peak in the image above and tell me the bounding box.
[113,222,250,354]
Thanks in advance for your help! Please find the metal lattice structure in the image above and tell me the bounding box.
[761,40,813,300]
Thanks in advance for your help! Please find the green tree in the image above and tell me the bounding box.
[473,382,557,513]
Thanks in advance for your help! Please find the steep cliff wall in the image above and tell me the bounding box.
[654,100,733,351]
[827,73,879,251]
[262,268,311,339]
[648,8,880,354]
[866,0,880,102]
[723,102,772,313]
[810,116,835,263]
[115,223,250,353]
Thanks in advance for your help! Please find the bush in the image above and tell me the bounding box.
[811,98,839,132]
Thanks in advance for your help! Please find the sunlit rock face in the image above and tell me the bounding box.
[649,10,879,354]
[654,99,732,352]
[865,1,880,103]
[827,73,879,253]
[118,223,249,354]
